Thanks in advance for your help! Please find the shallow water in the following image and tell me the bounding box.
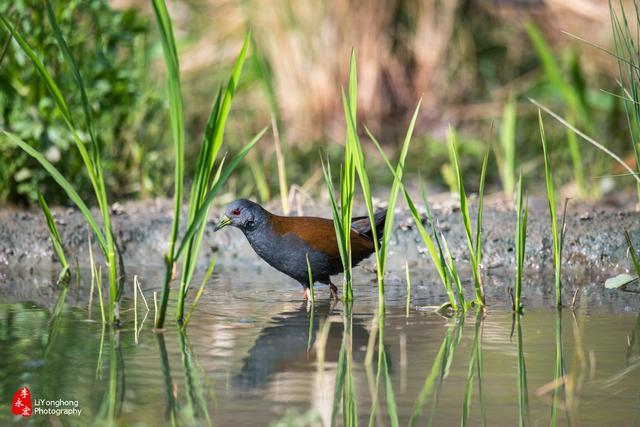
[1,267,639,426]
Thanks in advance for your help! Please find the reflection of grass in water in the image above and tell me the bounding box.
[461,311,486,427]
[43,285,69,358]
[179,331,213,426]
[566,307,587,423]
[331,303,358,427]
[550,308,567,427]
[368,312,399,427]
[155,330,215,426]
[409,316,464,427]
[156,333,178,426]
[514,314,529,427]
[95,330,125,425]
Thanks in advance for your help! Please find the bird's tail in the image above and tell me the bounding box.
[351,209,388,242]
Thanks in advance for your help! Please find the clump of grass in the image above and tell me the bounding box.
[349,96,421,308]
[0,1,123,323]
[151,0,266,328]
[409,317,464,426]
[321,53,357,302]
[367,313,399,427]
[331,304,358,427]
[371,142,465,311]
[420,186,465,311]
[514,174,528,313]
[448,127,488,306]
[539,111,568,307]
[322,50,418,307]
[609,1,640,202]
[37,191,69,284]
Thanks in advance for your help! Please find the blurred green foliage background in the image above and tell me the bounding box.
[0,0,636,205]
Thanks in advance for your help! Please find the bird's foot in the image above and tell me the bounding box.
[329,282,339,300]
[303,287,311,301]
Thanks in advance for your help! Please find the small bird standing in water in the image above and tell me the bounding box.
[214,199,386,300]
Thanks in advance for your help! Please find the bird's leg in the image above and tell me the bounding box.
[329,281,339,300]
[303,287,311,301]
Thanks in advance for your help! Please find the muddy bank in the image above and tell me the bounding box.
[1,195,639,308]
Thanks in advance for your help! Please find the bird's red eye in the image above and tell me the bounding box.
[232,208,241,216]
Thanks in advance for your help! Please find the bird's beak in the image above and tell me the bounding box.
[214,215,231,232]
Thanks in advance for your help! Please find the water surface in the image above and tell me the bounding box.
[0,268,639,426]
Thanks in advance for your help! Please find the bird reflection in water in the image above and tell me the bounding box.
[231,301,388,391]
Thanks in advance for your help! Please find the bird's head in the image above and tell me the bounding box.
[214,199,267,233]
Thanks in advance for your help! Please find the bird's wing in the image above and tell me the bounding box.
[270,215,375,262]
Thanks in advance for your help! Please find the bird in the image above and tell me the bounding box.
[214,199,387,300]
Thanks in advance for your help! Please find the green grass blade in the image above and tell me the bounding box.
[448,127,484,305]
[475,148,489,267]
[531,98,640,184]
[2,130,107,251]
[183,256,216,329]
[500,97,517,194]
[0,11,104,207]
[306,253,315,304]
[380,99,422,272]
[37,191,69,282]
[175,127,267,259]
[44,0,98,158]
[525,21,594,134]
[152,0,185,263]
[212,32,251,156]
[368,132,451,301]
[624,230,640,278]
[421,183,458,309]
[539,111,562,306]
[514,174,528,313]
[442,235,466,310]
[405,262,411,317]
[177,34,251,323]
